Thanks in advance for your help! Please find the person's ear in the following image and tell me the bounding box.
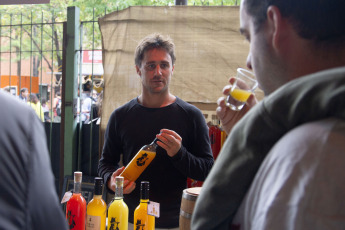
[266,6,289,53]
[136,65,141,77]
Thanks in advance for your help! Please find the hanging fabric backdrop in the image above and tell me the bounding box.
[98,6,256,135]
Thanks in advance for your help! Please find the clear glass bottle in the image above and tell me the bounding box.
[86,177,107,230]
[107,176,128,230]
[120,138,158,182]
[134,181,155,230]
[66,171,86,230]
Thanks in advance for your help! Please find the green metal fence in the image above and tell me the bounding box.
[0,6,102,196]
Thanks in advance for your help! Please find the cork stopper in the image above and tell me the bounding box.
[141,181,150,200]
[74,171,82,183]
[115,176,124,188]
[94,177,103,195]
[114,176,124,198]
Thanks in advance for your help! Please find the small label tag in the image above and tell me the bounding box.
[147,201,160,218]
[86,215,101,230]
[61,191,73,204]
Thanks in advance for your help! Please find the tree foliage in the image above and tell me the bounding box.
[0,0,240,78]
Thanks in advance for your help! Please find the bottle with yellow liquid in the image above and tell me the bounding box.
[86,177,107,230]
[107,176,128,230]
[134,181,155,230]
[120,138,158,182]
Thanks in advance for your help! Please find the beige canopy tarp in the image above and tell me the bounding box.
[99,5,252,134]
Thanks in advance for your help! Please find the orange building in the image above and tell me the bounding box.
[0,75,39,95]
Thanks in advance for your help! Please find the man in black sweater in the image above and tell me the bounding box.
[98,33,214,229]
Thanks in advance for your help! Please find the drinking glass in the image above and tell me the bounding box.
[226,68,258,111]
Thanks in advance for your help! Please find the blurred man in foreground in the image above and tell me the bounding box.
[0,91,68,230]
[192,0,345,229]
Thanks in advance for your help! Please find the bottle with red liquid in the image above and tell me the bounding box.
[66,171,87,230]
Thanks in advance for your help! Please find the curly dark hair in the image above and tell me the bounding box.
[134,33,176,67]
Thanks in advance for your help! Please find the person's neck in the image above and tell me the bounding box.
[285,40,345,83]
[138,92,176,108]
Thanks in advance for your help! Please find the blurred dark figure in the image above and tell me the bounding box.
[41,98,51,122]
[0,91,68,230]
[18,87,29,102]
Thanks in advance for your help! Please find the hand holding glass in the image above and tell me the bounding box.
[226,68,258,111]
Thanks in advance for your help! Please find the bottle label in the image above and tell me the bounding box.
[61,191,73,203]
[148,201,160,217]
[135,219,146,228]
[86,215,101,230]
[136,151,150,166]
[108,216,122,230]
[121,150,156,181]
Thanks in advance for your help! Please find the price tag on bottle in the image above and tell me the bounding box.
[61,191,73,204]
[147,201,160,218]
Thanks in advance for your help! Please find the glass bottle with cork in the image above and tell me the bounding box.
[66,171,86,230]
[134,181,155,230]
[120,137,158,182]
[86,177,107,230]
[107,176,128,230]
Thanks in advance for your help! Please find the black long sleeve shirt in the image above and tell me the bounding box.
[98,97,214,228]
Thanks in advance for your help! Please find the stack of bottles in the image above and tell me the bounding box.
[208,116,227,160]
[187,115,227,188]
[64,139,159,229]
[65,172,156,230]
[65,172,107,230]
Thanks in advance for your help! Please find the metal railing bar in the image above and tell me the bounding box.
[0,50,63,54]
[29,11,33,96]
[49,9,55,159]
[0,21,64,27]
[77,21,83,172]
[39,10,44,124]
[80,20,99,24]
[88,7,96,175]
[9,14,12,85]
[19,13,23,91]
[9,14,12,89]
[75,49,102,52]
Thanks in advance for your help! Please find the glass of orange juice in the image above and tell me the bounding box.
[226,68,258,111]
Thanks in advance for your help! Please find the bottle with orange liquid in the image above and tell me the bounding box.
[86,177,107,230]
[66,171,86,230]
[107,176,128,230]
[134,181,155,230]
[120,138,158,182]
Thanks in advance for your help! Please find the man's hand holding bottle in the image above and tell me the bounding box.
[108,128,183,195]
[108,167,136,194]
[156,129,182,157]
